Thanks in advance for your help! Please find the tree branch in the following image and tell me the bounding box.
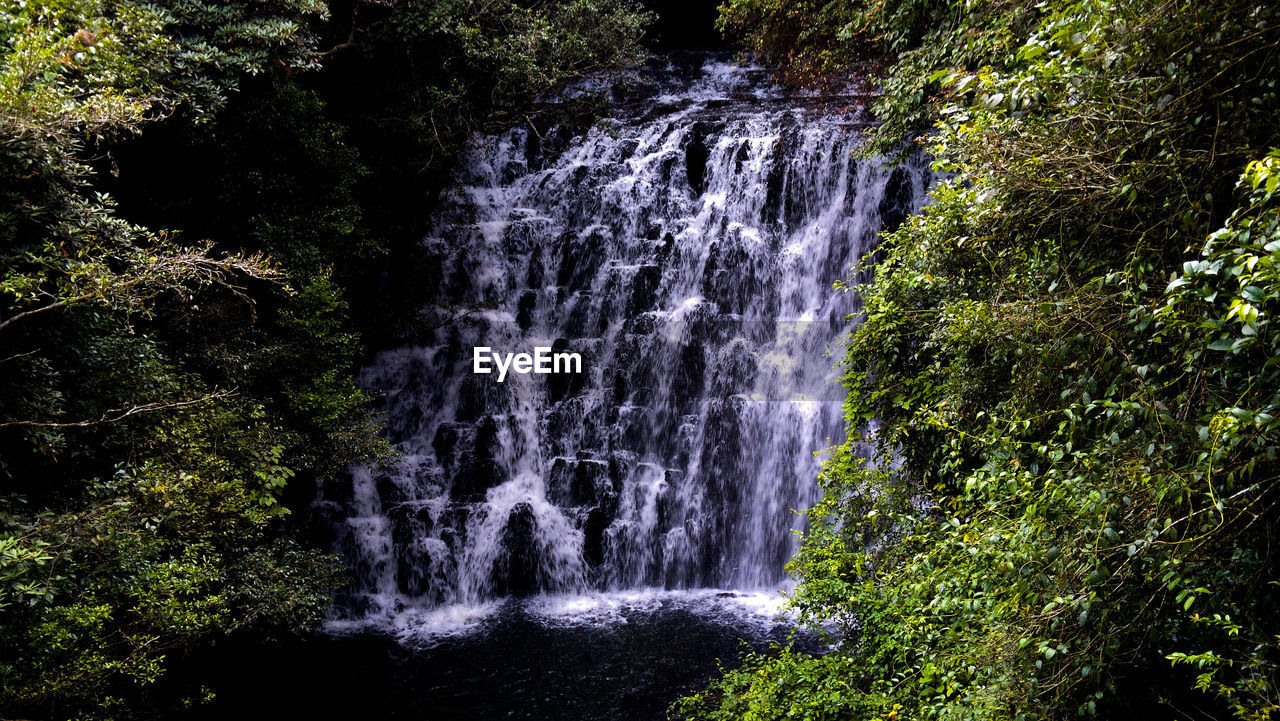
[0,299,67,333]
[0,389,238,429]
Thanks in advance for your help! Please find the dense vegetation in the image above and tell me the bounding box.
[675,0,1280,718]
[0,1,648,718]
[6,0,1277,717]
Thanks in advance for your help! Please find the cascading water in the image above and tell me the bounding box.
[320,53,931,630]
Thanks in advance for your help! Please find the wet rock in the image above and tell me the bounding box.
[844,159,862,215]
[760,118,797,226]
[392,507,443,597]
[375,470,406,506]
[571,459,613,508]
[671,343,706,413]
[557,228,608,290]
[609,452,635,494]
[496,502,539,596]
[547,457,574,504]
[710,339,757,398]
[656,232,675,263]
[685,122,712,196]
[432,423,462,469]
[546,337,588,402]
[733,140,750,173]
[516,290,537,331]
[548,454,614,509]
[879,165,913,233]
[525,251,545,288]
[500,159,526,184]
[454,375,489,422]
[582,507,610,566]
[625,265,662,318]
[452,416,506,502]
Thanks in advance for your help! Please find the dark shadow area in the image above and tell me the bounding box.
[178,602,811,721]
[642,0,730,49]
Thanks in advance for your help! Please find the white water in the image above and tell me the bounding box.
[320,54,931,638]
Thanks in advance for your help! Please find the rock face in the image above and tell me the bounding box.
[326,52,932,614]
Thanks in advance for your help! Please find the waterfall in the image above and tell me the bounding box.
[321,53,932,622]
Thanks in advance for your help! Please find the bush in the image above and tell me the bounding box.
[684,0,1280,718]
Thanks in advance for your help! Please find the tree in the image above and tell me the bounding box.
[0,0,652,716]
[682,0,1280,718]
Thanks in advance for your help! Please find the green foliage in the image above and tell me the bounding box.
[687,0,1280,719]
[140,0,328,120]
[174,79,379,279]
[0,0,651,718]
[675,646,869,721]
[312,0,651,217]
[0,397,348,716]
[718,0,1039,154]
[0,533,52,612]
[263,274,388,472]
